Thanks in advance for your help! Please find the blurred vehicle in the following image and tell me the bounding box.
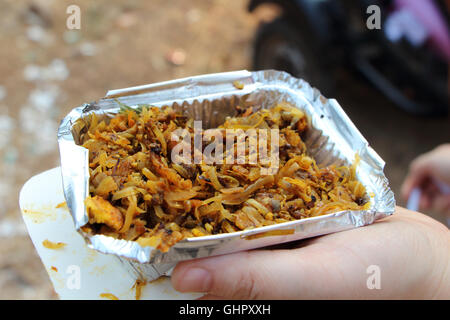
[249,0,450,116]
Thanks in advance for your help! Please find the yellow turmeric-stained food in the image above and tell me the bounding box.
[133,280,147,300]
[233,80,244,90]
[80,102,369,252]
[99,293,119,300]
[55,201,67,209]
[42,239,66,250]
[85,195,124,231]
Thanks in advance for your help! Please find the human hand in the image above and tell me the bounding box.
[401,144,450,215]
[171,207,449,299]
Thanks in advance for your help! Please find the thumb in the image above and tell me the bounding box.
[171,250,300,299]
[433,194,450,215]
[171,243,366,299]
[401,160,433,200]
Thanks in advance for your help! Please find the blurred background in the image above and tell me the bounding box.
[0,0,448,299]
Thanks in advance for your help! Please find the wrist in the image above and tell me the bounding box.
[432,247,450,299]
[428,223,450,299]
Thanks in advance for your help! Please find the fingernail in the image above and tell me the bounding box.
[177,267,212,293]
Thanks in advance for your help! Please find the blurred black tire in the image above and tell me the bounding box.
[253,16,334,96]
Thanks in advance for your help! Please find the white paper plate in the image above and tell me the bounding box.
[19,167,200,300]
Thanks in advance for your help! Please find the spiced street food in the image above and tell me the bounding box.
[81,102,369,252]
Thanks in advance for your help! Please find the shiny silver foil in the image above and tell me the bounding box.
[57,70,395,281]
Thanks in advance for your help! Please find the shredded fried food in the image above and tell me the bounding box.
[42,239,66,250]
[85,195,124,231]
[233,80,244,90]
[55,201,67,209]
[80,102,369,252]
[99,293,119,300]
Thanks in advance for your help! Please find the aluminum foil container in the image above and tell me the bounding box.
[57,70,395,281]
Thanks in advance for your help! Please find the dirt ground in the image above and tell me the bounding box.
[0,0,448,299]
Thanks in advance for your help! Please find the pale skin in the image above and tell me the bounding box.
[401,144,450,215]
[171,206,449,299]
